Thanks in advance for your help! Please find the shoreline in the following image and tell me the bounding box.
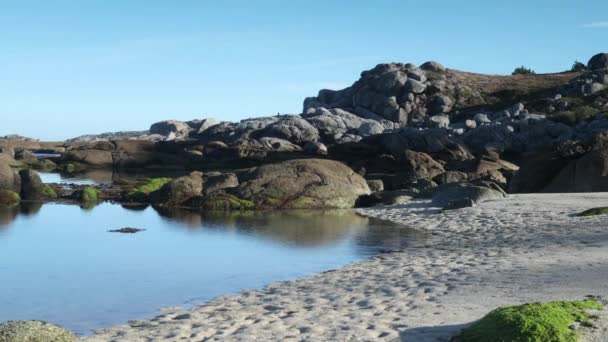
[84,193,608,341]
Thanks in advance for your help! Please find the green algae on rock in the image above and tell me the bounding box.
[576,207,608,217]
[0,190,20,207]
[125,177,172,202]
[460,298,602,342]
[0,320,76,342]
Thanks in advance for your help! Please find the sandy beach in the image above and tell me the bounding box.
[84,193,608,341]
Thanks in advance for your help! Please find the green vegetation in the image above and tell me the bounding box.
[576,207,608,217]
[571,60,587,72]
[461,298,602,342]
[42,184,57,198]
[0,190,20,206]
[512,66,536,75]
[80,187,100,202]
[126,177,172,202]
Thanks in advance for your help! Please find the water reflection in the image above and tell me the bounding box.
[0,202,423,334]
[39,169,189,185]
[154,207,422,250]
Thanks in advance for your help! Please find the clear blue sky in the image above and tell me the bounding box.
[1,0,607,140]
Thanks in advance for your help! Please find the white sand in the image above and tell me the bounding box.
[84,193,608,341]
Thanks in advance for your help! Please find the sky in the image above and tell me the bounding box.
[1,0,607,141]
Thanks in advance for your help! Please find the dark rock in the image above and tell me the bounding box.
[443,198,475,210]
[432,182,506,207]
[108,227,146,234]
[588,52,608,70]
[18,169,45,200]
[543,148,608,192]
[303,141,328,155]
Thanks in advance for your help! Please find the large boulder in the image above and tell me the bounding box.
[432,182,506,208]
[543,148,608,192]
[233,159,370,209]
[151,171,204,206]
[62,150,113,167]
[0,157,20,192]
[508,151,570,193]
[588,52,608,70]
[149,120,191,138]
[0,320,76,342]
[18,169,45,200]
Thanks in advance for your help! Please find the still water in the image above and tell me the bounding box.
[0,201,423,335]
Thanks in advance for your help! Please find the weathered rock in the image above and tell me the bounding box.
[508,151,569,193]
[543,148,608,192]
[433,171,469,184]
[366,179,384,192]
[151,171,204,206]
[428,115,450,128]
[404,78,426,94]
[432,182,506,207]
[356,190,414,207]
[0,320,76,342]
[303,141,328,155]
[233,159,370,209]
[14,150,37,163]
[0,158,20,192]
[443,198,475,210]
[203,173,239,195]
[430,96,454,115]
[588,52,608,70]
[397,150,445,180]
[63,150,113,167]
[420,61,446,72]
[254,115,320,143]
[18,169,45,200]
[149,120,191,137]
[196,118,220,134]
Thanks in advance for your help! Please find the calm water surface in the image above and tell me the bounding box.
[0,201,423,335]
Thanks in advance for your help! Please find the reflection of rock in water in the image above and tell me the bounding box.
[19,201,43,216]
[0,202,44,227]
[153,208,372,247]
[353,218,426,253]
[0,206,18,227]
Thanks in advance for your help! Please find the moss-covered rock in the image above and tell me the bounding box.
[150,172,203,206]
[576,207,608,217]
[0,320,76,342]
[125,177,172,202]
[43,184,57,198]
[0,190,20,207]
[460,298,602,342]
[74,186,100,203]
